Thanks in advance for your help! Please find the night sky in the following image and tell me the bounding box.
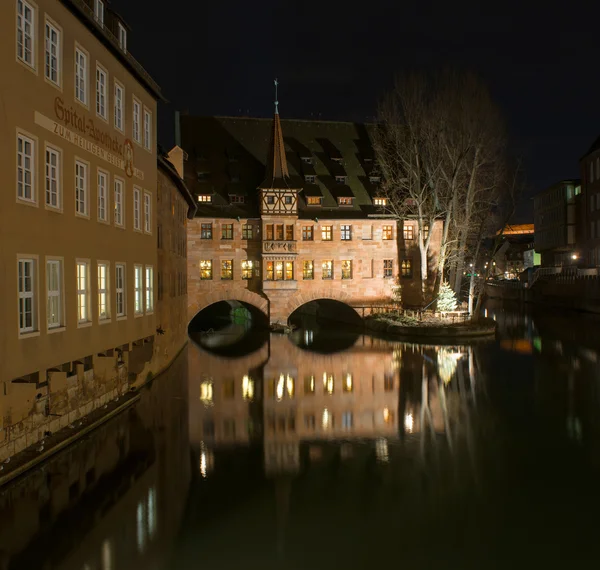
[118,0,600,222]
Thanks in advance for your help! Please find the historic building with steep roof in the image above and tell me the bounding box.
[179,100,443,325]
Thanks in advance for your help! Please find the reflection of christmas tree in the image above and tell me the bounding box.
[437,281,457,312]
[437,347,463,384]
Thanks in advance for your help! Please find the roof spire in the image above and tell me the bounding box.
[260,80,290,188]
[274,78,279,115]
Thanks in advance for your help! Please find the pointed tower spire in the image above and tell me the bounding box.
[261,78,290,188]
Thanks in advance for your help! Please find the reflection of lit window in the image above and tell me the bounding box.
[343,373,353,392]
[200,380,213,403]
[304,329,313,345]
[286,375,295,398]
[276,375,284,401]
[383,407,393,424]
[322,408,331,430]
[275,374,294,400]
[404,413,414,433]
[376,438,389,462]
[304,375,315,394]
[342,411,353,430]
[242,375,254,400]
[437,347,463,384]
[137,502,146,553]
[199,442,215,477]
[323,372,334,394]
[147,487,157,538]
[102,539,112,570]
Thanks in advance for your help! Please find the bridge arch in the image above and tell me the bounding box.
[283,290,362,324]
[187,288,269,324]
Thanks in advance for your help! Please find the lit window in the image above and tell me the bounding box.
[241,260,254,279]
[44,21,60,85]
[115,263,126,317]
[201,223,212,239]
[200,380,213,403]
[75,48,87,104]
[302,226,313,240]
[114,82,124,131]
[322,408,331,429]
[265,224,274,240]
[266,261,274,280]
[341,260,352,279]
[114,178,124,226]
[382,225,393,240]
[322,260,333,279]
[133,99,141,143]
[286,224,294,240]
[18,259,35,333]
[423,224,430,240]
[97,170,108,221]
[45,146,60,209]
[323,373,334,394]
[133,187,141,230]
[94,0,104,24]
[242,224,253,239]
[341,225,351,240]
[338,197,353,206]
[17,134,34,202]
[133,265,143,314]
[401,259,412,278]
[75,161,88,215]
[96,66,107,119]
[403,223,414,240]
[118,22,127,52]
[321,226,332,241]
[143,109,152,150]
[242,375,254,401]
[265,261,293,281]
[145,266,154,312]
[76,261,90,323]
[200,260,212,279]
[276,224,284,240]
[144,191,152,233]
[221,260,233,280]
[384,259,393,278]
[285,261,293,280]
[46,259,62,329]
[343,373,353,392]
[221,224,233,239]
[97,262,109,320]
[303,260,314,280]
[304,375,315,394]
[307,196,322,206]
[374,197,387,206]
[198,194,212,203]
[17,0,35,68]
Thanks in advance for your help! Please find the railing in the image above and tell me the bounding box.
[68,0,162,96]
[262,240,297,254]
[529,266,599,288]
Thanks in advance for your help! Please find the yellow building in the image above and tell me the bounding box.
[0,0,163,458]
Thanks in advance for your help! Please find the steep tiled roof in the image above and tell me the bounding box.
[180,116,387,219]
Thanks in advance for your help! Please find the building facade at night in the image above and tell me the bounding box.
[581,137,600,266]
[181,110,443,325]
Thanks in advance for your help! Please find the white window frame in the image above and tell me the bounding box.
[74,47,88,106]
[97,262,110,321]
[75,159,89,216]
[94,0,104,25]
[17,132,35,203]
[96,64,108,120]
[44,18,60,86]
[118,22,127,52]
[18,257,37,335]
[134,264,143,315]
[46,258,63,330]
[97,169,108,222]
[115,263,126,318]
[114,81,124,131]
[143,191,151,233]
[132,98,141,143]
[76,260,91,325]
[114,177,124,226]
[44,144,61,210]
[133,186,141,230]
[145,266,154,313]
[143,108,152,150]
[16,0,35,69]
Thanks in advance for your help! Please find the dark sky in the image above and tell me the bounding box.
[119,0,600,222]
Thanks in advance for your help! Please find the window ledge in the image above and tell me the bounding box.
[17,197,39,208]
[99,318,112,325]
[47,326,66,335]
[75,212,90,220]
[145,311,154,316]
[19,330,40,339]
[45,204,63,214]
[77,321,92,328]
[134,312,144,318]
[116,315,128,321]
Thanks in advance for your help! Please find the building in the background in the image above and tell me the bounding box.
[533,180,581,266]
[581,137,600,266]
[181,108,443,324]
[0,0,163,461]
[491,224,536,278]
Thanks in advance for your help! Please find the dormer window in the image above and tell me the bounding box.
[118,23,127,52]
[369,175,381,183]
[338,197,353,206]
[301,156,313,165]
[335,175,347,184]
[374,198,387,206]
[331,157,343,164]
[307,197,322,206]
[230,195,244,204]
[94,0,104,25]
[198,195,212,203]
[305,175,315,184]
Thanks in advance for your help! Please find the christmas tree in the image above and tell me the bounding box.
[437,281,457,312]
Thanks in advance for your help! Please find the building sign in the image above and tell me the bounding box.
[263,241,297,253]
[34,97,144,181]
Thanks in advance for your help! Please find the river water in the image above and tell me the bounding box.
[2,301,600,569]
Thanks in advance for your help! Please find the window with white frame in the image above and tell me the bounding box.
[44,21,60,85]
[143,109,151,150]
[94,0,104,24]
[133,99,141,143]
[114,82,124,130]
[45,146,60,209]
[76,261,90,323]
[145,266,154,313]
[75,161,88,215]
[114,178,124,226]
[115,263,126,317]
[97,263,109,320]
[133,187,141,230]
[17,134,34,202]
[118,22,127,52]
[143,191,151,233]
[46,259,62,329]
[17,0,35,68]
[97,170,108,221]
[134,265,143,314]
[96,66,107,119]
[75,48,87,104]
[18,258,35,333]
